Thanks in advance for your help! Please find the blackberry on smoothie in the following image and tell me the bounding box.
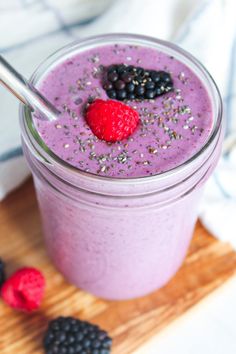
[21,34,222,300]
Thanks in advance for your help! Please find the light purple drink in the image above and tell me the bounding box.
[35,45,212,177]
[20,34,223,299]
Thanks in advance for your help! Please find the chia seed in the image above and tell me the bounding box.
[143,160,151,165]
[117,152,129,164]
[148,147,158,154]
[89,54,100,63]
[178,105,191,115]
[74,97,83,105]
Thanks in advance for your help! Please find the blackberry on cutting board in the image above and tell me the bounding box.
[0,258,6,288]
[103,64,173,101]
[43,316,112,354]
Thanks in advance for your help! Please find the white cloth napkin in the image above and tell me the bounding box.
[0,0,235,245]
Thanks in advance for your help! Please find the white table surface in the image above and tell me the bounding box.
[136,277,236,354]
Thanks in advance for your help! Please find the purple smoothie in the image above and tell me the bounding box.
[21,35,222,300]
[35,44,213,177]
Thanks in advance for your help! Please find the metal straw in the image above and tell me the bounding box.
[0,55,60,121]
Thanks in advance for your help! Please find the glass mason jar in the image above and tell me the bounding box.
[20,34,223,300]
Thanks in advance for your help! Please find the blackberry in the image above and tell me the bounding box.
[103,82,113,91]
[116,64,127,74]
[107,89,117,99]
[156,87,164,95]
[159,71,172,83]
[135,85,145,97]
[107,65,117,74]
[0,259,5,288]
[126,82,135,93]
[116,89,127,100]
[127,93,136,99]
[135,67,144,76]
[103,64,173,101]
[135,75,144,83]
[114,80,125,90]
[145,90,156,99]
[150,71,161,83]
[120,72,133,83]
[43,317,112,354]
[145,81,155,90]
[107,72,118,82]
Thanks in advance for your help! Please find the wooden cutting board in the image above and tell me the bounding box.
[0,179,236,354]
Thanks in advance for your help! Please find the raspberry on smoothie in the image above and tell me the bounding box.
[86,99,140,142]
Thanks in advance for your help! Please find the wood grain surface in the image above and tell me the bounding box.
[0,179,236,354]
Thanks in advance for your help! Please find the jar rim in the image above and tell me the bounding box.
[20,33,223,186]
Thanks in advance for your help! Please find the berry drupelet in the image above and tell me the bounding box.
[103,64,173,101]
[43,316,112,354]
[0,258,5,288]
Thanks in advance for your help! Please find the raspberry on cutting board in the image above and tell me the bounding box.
[1,267,45,312]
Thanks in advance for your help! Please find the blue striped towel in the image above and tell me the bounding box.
[0,0,235,245]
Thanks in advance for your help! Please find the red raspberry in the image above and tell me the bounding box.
[86,99,139,142]
[1,267,45,312]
